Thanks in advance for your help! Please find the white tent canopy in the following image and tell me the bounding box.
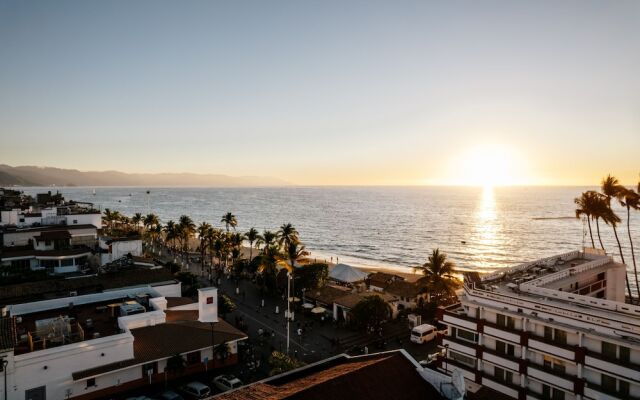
[329,263,368,283]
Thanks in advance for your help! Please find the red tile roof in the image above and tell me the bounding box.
[214,351,444,400]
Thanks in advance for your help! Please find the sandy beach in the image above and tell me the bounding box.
[181,237,423,283]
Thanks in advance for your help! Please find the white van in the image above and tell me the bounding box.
[410,323,437,344]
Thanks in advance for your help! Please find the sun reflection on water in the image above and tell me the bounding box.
[469,186,503,270]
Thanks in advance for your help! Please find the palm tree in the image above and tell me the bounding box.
[575,191,596,248]
[221,212,238,232]
[131,213,143,233]
[285,241,308,272]
[197,222,212,274]
[257,230,278,255]
[619,188,640,299]
[102,208,114,231]
[164,220,177,250]
[142,214,160,229]
[589,192,608,251]
[277,223,299,249]
[246,228,259,263]
[416,249,458,302]
[178,215,196,263]
[600,175,632,301]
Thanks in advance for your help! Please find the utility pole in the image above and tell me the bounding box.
[286,271,291,354]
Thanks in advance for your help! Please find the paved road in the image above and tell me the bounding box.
[149,245,440,379]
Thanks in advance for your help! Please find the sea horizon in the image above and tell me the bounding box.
[13,185,639,292]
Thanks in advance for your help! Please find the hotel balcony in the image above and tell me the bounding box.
[442,335,478,358]
[584,350,639,382]
[483,320,523,344]
[482,346,522,372]
[440,304,478,331]
[527,334,576,361]
[584,382,640,400]
[480,373,521,399]
[527,364,575,392]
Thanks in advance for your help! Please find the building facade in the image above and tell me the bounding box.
[437,249,640,400]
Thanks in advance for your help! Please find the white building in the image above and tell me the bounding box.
[98,236,143,265]
[0,285,247,400]
[0,206,101,230]
[438,249,640,400]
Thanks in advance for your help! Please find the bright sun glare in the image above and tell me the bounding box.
[450,145,527,187]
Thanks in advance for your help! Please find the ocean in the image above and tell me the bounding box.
[15,186,640,287]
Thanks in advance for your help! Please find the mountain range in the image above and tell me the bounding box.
[0,165,290,187]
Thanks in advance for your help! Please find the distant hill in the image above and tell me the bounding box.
[0,165,291,187]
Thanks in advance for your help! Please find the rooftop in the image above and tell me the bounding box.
[72,314,247,380]
[213,351,444,400]
[12,291,156,355]
[0,268,175,305]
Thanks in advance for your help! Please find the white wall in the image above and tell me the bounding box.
[66,213,102,229]
[6,333,134,400]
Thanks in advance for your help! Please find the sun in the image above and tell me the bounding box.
[448,144,526,187]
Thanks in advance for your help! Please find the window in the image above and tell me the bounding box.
[601,374,617,393]
[619,380,630,397]
[554,329,567,345]
[544,326,567,345]
[86,378,96,388]
[454,327,477,343]
[543,356,565,374]
[450,351,475,368]
[602,342,616,358]
[494,367,513,384]
[496,314,515,329]
[619,346,630,363]
[496,340,515,357]
[544,326,553,341]
[542,385,565,400]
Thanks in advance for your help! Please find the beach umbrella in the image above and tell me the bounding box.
[311,306,326,314]
[302,303,314,309]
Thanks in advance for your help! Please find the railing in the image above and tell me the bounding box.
[523,256,611,288]
[463,282,640,335]
[572,279,605,295]
[481,251,581,282]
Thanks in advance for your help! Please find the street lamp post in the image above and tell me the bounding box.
[286,272,291,354]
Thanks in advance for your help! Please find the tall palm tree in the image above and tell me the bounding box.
[164,220,177,250]
[277,223,299,249]
[575,191,596,248]
[600,175,632,301]
[178,215,196,263]
[416,249,458,302]
[197,222,213,274]
[246,227,259,262]
[221,212,238,232]
[589,192,608,251]
[257,230,277,255]
[619,188,640,299]
[131,213,143,233]
[143,213,160,240]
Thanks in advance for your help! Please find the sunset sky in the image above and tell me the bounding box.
[1,1,638,186]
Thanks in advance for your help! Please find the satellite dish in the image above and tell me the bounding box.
[451,368,466,398]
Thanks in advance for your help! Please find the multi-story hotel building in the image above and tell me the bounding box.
[437,248,640,400]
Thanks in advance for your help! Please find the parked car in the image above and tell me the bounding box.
[156,390,184,400]
[410,323,438,344]
[212,374,243,392]
[179,382,211,399]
